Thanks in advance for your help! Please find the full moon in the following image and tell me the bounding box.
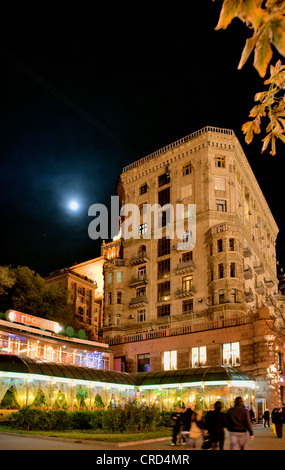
[69,201,79,211]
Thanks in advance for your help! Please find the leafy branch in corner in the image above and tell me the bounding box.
[214,0,285,154]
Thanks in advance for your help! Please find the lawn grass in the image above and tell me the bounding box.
[0,424,172,443]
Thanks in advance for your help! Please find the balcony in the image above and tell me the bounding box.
[175,286,196,298]
[254,262,265,274]
[255,281,265,295]
[244,265,253,280]
[245,288,254,303]
[131,252,148,265]
[243,244,253,258]
[175,260,195,275]
[129,275,148,287]
[129,295,148,308]
[264,277,275,288]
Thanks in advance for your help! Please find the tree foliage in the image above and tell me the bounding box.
[215,0,285,154]
[0,265,72,327]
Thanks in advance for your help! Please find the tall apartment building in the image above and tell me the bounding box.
[102,126,285,410]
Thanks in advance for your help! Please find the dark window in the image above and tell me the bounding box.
[217,239,223,252]
[229,238,235,251]
[182,251,193,262]
[218,263,224,279]
[230,263,236,277]
[216,200,227,212]
[183,163,192,176]
[157,304,170,317]
[158,173,170,187]
[139,184,147,195]
[158,187,170,206]
[137,353,150,372]
[158,237,170,257]
[182,299,193,314]
[117,291,122,304]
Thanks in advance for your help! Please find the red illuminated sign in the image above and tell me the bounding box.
[7,310,61,333]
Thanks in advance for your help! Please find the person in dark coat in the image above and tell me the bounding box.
[171,405,184,445]
[204,401,228,450]
[227,397,254,450]
[272,407,283,438]
[262,409,270,427]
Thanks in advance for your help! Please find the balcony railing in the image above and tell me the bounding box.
[244,265,253,279]
[175,286,196,298]
[129,275,148,287]
[175,260,195,275]
[255,281,265,295]
[254,262,264,274]
[129,295,148,308]
[131,253,148,265]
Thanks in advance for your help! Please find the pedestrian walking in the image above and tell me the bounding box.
[262,409,270,427]
[227,396,254,450]
[170,405,184,446]
[272,407,283,438]
[181,402,202,449]
[204,400,228,450]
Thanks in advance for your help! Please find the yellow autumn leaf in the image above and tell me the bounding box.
[253,27,273,76]
[215,0,242,29]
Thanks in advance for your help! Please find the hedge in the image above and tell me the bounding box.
[10,406,173,432]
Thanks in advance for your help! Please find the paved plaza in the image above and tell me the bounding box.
[0,425,284,451]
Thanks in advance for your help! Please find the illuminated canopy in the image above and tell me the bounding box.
[0,354,136,385]
[132,366,255,387]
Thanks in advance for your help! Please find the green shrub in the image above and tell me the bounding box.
[69,411,93,429]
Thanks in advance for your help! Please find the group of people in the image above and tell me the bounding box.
[171,397,254,450]
[262,405,285,438]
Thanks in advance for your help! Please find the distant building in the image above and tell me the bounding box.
[45,267,100,340]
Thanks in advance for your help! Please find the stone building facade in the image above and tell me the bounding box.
[101,126,285,411]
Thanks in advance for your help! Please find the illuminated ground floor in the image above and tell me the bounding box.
[0,355,255,413]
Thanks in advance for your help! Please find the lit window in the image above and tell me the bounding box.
[223,342,240,366]
[215,177,226,191]
[163,350,177,370]
[182,275,193,293]
[215,155,225,168]
[192,346,207,367]
[117,272,121,282]
[139,223,147,235]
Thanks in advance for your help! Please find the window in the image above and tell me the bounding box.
[181,184,193,199]
[217,239,223,252]
[182,299,193,314]
[139,183,147,195]
[117,272,121,282]
[115,315,120,326]
[158,258,170,279]
[158,172,170,187]
[223,342,240,366]
[229,238,235,251]
[109,273,112,283]
[158,187,170,206]
[230,263,236,277]
[136,309,146,322]
[108,292,112,305]
[158,281,170,302]
[216,200,227,212]
[215,155,225,168]
[215,177,226,191]
[163,350,177,370]
[183,163,192,176]
[138,266,146,278]
[182,251,193,262]
[117,291,122,304]
[218,263,224,278]
[182,275,193,292]
[182,230,192,243]
[219,289,225,304]
[137,353,150,372]
[139,223,147,235]
[192,346,207,367]
[136,286,146,297]
[157,304,170,317]
[158,237,170,257]
[231,289,237,303]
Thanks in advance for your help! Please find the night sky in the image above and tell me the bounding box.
[0,2,284,277]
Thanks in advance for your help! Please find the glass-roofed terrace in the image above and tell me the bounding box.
[0,355,256,412]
